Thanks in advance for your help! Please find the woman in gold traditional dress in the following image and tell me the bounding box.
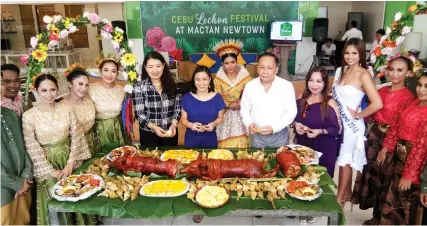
[213,40,251,148]
[89,57,125,149]
[59,65,100,155]
[22,74,93,225]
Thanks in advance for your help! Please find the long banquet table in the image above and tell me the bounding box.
[47,144,345,225]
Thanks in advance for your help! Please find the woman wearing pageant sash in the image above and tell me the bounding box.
[213,40,251,148]
[22,74,93,225]
[89,56,126,149]
[351,56,414,225]
[332,38,383,209]
[379,72,427,225]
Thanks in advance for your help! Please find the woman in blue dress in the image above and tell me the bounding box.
[181,65,226,148]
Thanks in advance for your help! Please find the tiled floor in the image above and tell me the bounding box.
[102,163,373,225]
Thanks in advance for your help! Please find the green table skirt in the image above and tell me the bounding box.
[49,144,345,224]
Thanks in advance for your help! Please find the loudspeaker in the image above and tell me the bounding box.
[111,20,127,41]
[313,18,328,42]
[347,12,363,31]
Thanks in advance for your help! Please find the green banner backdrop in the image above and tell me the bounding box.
[140,1,299,74]
[134,1,318,75]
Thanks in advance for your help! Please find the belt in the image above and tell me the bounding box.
[396,139,413,162]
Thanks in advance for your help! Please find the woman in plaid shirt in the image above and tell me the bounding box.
[133,51,182,147]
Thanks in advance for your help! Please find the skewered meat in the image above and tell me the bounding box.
[109,156,179,178]
[181,159,279,180]
[276,147,301,178]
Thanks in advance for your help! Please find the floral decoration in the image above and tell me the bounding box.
[64,63,87,78]
[145,26,183,62]
[372,3,427,78]
[21,12,138,105]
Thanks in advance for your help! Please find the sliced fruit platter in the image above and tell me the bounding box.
[285,180,322,201]
[140,179,189,197]
[106,145,137,161]
[50,174,104,202]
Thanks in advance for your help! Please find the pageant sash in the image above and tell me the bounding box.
[332,85,366,153]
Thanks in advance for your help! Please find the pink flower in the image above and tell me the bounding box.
[155,46,168,52]
[87,13,100,25]
[103,24,113,33]
[161,36,177,52]
[146,27,165,49]
[20,54,29,64]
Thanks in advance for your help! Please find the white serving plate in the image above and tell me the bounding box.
[139,180,190,198]
[106,146,137,162]
[50,174,104,202]
[284,184,323,201]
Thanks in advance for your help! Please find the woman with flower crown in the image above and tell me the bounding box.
[22,74,93,225]
[212,39,251,148]
[58,64,101,155]
[89,55,126,149]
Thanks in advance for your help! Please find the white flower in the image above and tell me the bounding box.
[122,71,129,81]
[370,54,377,64]
[120,49,126,54]
[396,36,405,46]
[68,26,78,33]
[124,84,133,94]
[48,40,59,49]
[101,31,112,40]
[101,19,110,24]
[52,15,62,24]
[30,37,38,49]
[402,26,411,35]
[43,15,52,24]
[378,65,387,72]
[386,27,392,35]
[128,40,133,47]
[381,47,394,56]
[83,12,90,18]
[59,30,69,39]
[114,27,124,33]
[111,40,120,49]
[395,12,402,22]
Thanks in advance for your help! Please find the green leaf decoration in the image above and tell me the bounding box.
[190,1,220,9]
[125,171,142,177]
[149,173,168,179]
[223,1,248,8]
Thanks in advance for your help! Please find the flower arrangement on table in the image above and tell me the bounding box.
[372,3,427,78]
[21,12,138,106]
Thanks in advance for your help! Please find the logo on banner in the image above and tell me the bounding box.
[280,22,292,36]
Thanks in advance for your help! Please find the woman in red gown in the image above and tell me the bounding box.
[379,71,427,225]
[351,56,414,225]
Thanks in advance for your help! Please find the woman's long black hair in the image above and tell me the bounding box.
[140,51,177,98]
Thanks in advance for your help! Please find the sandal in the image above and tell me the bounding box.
[193,215,204,223]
